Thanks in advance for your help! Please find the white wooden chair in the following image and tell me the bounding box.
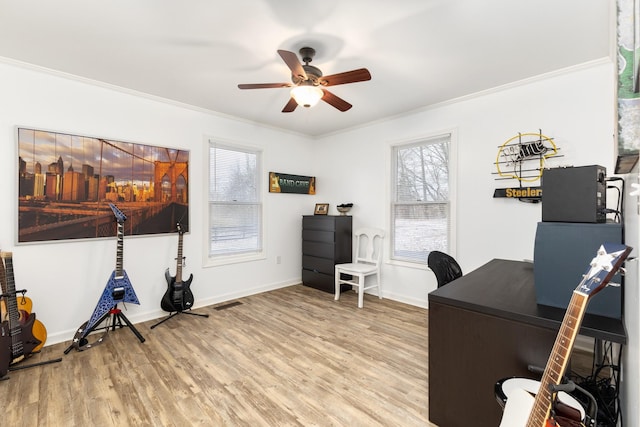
[334,227,385,308]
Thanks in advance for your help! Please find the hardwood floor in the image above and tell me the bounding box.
[2,285,432,426]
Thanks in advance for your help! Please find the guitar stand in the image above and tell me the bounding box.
[8,356,63,373]
[63,305,145,354]
[150,309,209,329]
[103,306,146,343]
[2,353,63,381]
[551,381,598,427]
[0,290,62,379]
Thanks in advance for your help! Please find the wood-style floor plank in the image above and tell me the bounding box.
[1,285,433,426]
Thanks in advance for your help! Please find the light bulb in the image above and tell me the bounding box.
[290,85,323,108]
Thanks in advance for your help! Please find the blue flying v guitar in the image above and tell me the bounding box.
[69,204,140,350]
[498,242,632,427]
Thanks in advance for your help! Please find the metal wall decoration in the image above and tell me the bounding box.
[615,0,640,173]
[492,130,562,203]
[17,127,189,243]
[268,172,316,194]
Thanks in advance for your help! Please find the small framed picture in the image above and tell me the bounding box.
[314,203,329,215]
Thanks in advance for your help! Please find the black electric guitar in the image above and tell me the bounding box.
[0,255,15,378]
[498,242,632,427]
[0,251,44,373]
[70,204,140,350]
[161,223,194,313]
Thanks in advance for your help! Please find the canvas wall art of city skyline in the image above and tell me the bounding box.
[17,127,189,243]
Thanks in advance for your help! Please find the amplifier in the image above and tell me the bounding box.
[541,165,606,223]
[534,222,623,318]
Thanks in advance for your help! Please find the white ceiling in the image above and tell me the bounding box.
[0,0,612,137]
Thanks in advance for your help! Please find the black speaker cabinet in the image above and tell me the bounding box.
[541,165,606,223]
[534,222,623,318]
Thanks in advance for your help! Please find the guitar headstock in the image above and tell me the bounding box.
[578,243,632,298]
[109,203,127,223]
[176,222,187,235]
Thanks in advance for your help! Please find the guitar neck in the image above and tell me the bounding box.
[0,253,7,295]
[115,222,124,278]
[527,291,588,427]
[175,232,184,283]
[1,253,23,332]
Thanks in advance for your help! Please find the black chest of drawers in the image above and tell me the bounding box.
[301,215,352,293]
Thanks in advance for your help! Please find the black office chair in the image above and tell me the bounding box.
[427,251,463,288]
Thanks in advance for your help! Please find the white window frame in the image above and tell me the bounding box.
[204,138,265,267]
[388,131,457,268]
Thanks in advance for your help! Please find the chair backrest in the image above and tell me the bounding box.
[353,228,385,267]
[427,250,463,287]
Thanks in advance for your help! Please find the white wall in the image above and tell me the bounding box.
[0,61,316,345]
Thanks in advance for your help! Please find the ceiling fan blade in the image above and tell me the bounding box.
[277,49,307,80]
[321,89,352,112]
[238,83,292,89]
[282,97,298,113]
[319,68,371,86]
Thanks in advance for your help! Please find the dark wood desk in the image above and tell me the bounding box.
[428,259,626,427]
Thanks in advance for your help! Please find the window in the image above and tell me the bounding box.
[208,141,262,259]
[391,134,451,264]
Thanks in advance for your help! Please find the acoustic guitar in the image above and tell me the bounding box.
[1,288,32,321]
[0,251,46,367]
[70,204,140,350]
[0,254,46,353]
[498,242,631,427]
[161,223,194,313]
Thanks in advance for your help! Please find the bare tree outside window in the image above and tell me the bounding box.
[392,135,450,263]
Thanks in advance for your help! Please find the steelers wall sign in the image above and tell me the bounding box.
[493,186,541,202]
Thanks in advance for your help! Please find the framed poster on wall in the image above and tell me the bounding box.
[17,127,189,243]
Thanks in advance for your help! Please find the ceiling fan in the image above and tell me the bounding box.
[237,47,371,113]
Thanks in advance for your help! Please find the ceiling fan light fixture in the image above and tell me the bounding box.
[239,48,370,113]
[291,85,323,108]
